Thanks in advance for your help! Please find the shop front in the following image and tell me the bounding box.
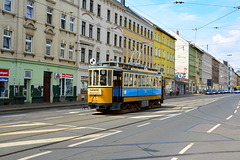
[175,77,189,95]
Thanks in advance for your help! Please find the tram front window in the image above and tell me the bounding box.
[93,70,99,86]
[100,70,107,86]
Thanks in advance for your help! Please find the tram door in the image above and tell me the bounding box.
[113,71,122,103]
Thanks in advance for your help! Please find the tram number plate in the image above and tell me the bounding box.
[88,88,102,95]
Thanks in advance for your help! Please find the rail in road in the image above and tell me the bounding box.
[0,94,239,159]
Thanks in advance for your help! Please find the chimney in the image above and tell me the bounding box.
[177,30,179,35]
[121,0,125,6]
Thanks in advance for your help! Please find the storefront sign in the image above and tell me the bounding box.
[55,73,74,79]
[0,77,9,82]
[24,70,32,79]
[0,69,9,77]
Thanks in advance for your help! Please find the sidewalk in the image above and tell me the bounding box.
[0,93,201,113]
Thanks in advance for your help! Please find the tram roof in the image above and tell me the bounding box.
[89,61,162,75]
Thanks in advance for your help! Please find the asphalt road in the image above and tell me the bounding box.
[0,94,239,160]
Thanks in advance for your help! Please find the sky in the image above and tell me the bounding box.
[123,0,240,71]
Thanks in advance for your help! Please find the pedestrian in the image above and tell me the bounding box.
[176,88,179,96]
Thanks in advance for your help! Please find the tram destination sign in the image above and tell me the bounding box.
[88,88,102,95]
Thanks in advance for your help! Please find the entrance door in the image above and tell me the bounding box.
[44,72,51,102]
[24,79,30,102]
[113,71,122,102]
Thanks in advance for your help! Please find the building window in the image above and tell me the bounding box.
[141,26,143,35]
[69,46,74,60]
[133,22,135,32]
[124,37,126,48]
[120,16,122,26]
[107,32,110,44]
[46,39,52,56]
[167,52,169,60]
[114,56,117,61]
[119,57,121,62]
[158,35,160,42]
[107,10,110,21]
[151,31,153,40]
[27,1,33,18]
[3,30,11,49]
[90,0,93,13]
[47,8,52,24]
[144,28,146,36]
[148,30,150,38]
[88,50,92,63]
[114,34,117,46]
[81,48,85,62]
[137,24,139,33]
[124,17,127,27]
[82,21,86,36]
[97,28,100,41]
[167,66,169,74]
[97,4,101,17]
[61,14,66,29]
[137,42,139,51]
[70,17,74,32]
[163,49,165,58]
[106,54,109,61]
[115,13,118,24]
[128,38,131,49]
[119,36,122,48]
[155,47,157,56]
[82,0,86,9]
[129,19,131,30]
[163,36,165,44]
[25,35,32,53]
[89,24,93,38]
[96,52,100,62]
[4,0,12,12]
[147,46,149,55]
[60,43,65,59]
[158,49,160,57]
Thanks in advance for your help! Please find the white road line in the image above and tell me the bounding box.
[3,114,26,118]
[137,123,150,127]
[44,116,64,120]
[226,115,233,120]
[0,122,49,129]
[0,137,76,148]
[18,151,52,160]
[234,110,238,114]
[179,143,194,154]
[207,124,221,133]
[68,131,121,147]
[237,106,239,109]
[172,143,194,160]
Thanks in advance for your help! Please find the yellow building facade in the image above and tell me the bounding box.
[153,26,176,95]
[123,8,154,67]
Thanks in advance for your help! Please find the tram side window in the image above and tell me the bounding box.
[156,77,158,87]
[134,75,137,87]
[129,74,133,86]
[93,70,99,86]
[153,78,155,87]
[146,76,149,87]
[138,75,141,87]
[108,70,112,86]
[149,76,152,87]
[142,75,145,87]
[100,70,107,86]
[89,70,92,86]
[124,73,128,87]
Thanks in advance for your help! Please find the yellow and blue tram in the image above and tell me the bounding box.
[88,62,164,113]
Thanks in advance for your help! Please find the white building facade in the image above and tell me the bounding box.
[202,52,213,90]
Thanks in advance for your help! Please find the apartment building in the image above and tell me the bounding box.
[202,51,213,90]
[77,0,125,100]
[0,0,79,104]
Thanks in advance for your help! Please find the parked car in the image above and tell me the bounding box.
[218,90,224,94]
[224,90,229,93]
[234,90,240,94]
[213,90,218,94]
[205,89,213,95]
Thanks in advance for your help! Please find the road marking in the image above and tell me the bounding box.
[179,143,194,154]
[171,143,194,160]
[0,122,49,129]
[0,128,72,136]
[0,121,27,126]
[237,106,239,109]
[45,116,64,120]
[130,115,162,119]
[207,124,221,133]
[137,123,150,127]
[185,108,196,113]
[18,151,52,160]
[0,137,76,148]
[234,110,237,114]
[3,114,26,118]
[68,131,122,147]
[226,115,233,120]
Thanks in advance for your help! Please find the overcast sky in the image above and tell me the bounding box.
[123,0,240,71]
